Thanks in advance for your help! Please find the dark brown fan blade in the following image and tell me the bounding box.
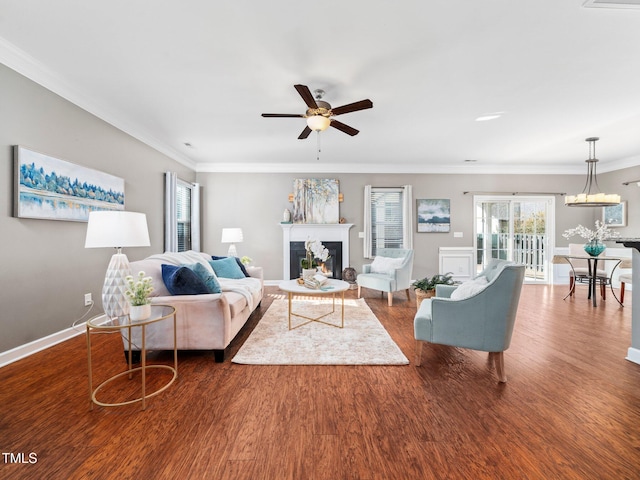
[298,126,312,139]
[330,120,359,136]
[261,113,305,118]
[330,99,373,116]
[294,84,318,109]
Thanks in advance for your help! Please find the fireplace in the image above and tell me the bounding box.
[289,241,343,279]
[280,223,353,281]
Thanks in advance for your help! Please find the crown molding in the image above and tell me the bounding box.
[0,36,196,171]
[194,161,591,175]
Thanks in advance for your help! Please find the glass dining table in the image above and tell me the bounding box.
[552,254,631,307]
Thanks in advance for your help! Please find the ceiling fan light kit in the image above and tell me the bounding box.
[262,84,372,140]
[565,137,621,207]
[306,115,330,131]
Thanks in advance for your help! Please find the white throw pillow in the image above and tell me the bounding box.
[450,276,489,300]
[370,256,404,275]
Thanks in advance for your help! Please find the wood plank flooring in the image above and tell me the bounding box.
[1,284,639,479]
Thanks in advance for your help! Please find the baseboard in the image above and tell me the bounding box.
[0,325,86,369]
[626,347,640,366]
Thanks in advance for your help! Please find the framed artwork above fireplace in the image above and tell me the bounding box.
[292,178,339,224]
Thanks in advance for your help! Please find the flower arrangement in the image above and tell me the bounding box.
[240,256,252,266]
[562,220,620,243]
[124,271,154,306]
[301,238,330,269]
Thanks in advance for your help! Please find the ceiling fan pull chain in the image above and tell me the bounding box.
[317,131,321,161]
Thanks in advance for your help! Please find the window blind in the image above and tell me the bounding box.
[370,188,404,256]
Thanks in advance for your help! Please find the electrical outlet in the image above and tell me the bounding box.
[84,293,92,306]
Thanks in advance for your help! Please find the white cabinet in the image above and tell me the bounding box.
[439,247,475,282]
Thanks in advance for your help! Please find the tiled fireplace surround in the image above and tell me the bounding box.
[280,223,353,280]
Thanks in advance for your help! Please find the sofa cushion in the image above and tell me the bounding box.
[209,257,245,279]
[182,262,222,294]
[224,291,248,318]
[450,276,488,300]
[211,255,249,277]
[162,264,210,295]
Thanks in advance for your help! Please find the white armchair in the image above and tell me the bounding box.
[357,248,414,306]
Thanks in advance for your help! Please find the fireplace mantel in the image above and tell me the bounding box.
[280,223,353,280]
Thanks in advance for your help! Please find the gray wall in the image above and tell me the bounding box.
[3,59,638,354]
[0,64,194,353]
[197,171,632,282]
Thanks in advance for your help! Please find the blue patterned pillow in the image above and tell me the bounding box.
[181,262,221,294]
[211,255,249,277]
[161,264,210,295]
[209,257,245,279]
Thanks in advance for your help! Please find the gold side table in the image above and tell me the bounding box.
[86,304,177,411]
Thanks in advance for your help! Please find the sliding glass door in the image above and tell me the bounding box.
[474,196,555,283]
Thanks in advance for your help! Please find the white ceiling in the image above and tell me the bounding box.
[1,0,640,174]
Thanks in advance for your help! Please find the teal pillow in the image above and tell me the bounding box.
[209,257,245,279]
[181,263,222,294]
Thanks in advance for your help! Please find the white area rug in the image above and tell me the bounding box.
[232,297,409,365]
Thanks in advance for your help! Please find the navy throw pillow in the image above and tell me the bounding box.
[161,264,210,295]
[180,262,222,294]
[211,255,249,277]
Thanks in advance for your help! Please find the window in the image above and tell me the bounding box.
[165,172,200,252]
[364,185,413,258]
[176,181,193,251]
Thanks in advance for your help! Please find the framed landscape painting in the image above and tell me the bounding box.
[603,201,626,227]
[14,146,125,222]
[417,199,450,233]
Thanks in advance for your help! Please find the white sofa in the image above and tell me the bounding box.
[127,250,263,362]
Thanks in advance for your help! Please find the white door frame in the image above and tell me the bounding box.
[473,195,556,284]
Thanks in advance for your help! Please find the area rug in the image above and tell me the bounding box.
[232,297,409,365]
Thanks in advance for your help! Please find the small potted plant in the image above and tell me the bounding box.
[124,271,154,321]
[412,272,454,308]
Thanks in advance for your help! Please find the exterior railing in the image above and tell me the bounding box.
[477,233,546,280]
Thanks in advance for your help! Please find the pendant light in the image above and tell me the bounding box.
[565,137,620,207]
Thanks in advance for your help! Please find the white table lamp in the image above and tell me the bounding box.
[85,211,150,319]
[221,227,243,257]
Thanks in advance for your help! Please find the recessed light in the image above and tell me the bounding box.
[184,142,193,148]
[464,159,478,162]
[475,112,504,122]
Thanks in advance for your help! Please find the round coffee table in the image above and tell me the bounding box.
[279,278,350,330]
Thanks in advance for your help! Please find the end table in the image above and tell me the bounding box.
[86,304,177,410]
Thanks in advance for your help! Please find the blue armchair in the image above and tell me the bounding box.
[414,259,525,382]
[357,248,414,306]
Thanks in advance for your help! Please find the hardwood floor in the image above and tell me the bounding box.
[1,284,639,479]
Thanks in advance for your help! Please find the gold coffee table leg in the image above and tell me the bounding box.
[287,291,345,330]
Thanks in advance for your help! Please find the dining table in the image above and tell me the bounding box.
[552,254,631,307]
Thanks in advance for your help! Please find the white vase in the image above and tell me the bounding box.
[129,304,151,321]
[283,209,291,222]
[302,268,316,279]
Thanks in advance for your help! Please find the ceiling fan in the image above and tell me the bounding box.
[262,84,373,139]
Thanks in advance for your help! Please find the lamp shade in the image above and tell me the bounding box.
[221,227,243,244]
[85,211,150,248]
[306,115,330,132]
